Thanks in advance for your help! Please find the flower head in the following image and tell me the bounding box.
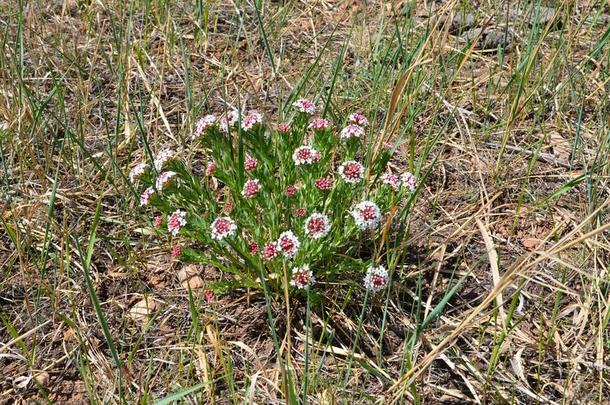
[245,155,258,171]
[351,200,382,230]
[314,177,333,191]
[290,265,315,289]
[295,208,306,218]
[292,146,321,165]
[225,200,234,213]
[285,185,297,197]
[171,245,182,259]
[293,98,316,115]
[363,265,388,292]
[153,215,163,227]
[204,290,214,302]
[205,160,216,176]
[263,242,279,260]
[242,179,261,198]
[154,149,174,171]
[167,210,187,236]
[129,163,147,183]
[219,109,239,132]
[348,113,369,128]
[381,173,401,190]
[155,171,177,190]
[249,242,259,254]
[340,124,365,140]
[338,161,364,184]
[241,111,263,131]
[277,230,300,259]
[401,172,417,192]
[304,213,331,239]
[140,187,155,206]
[308,118,331,131]
[210,216,237,240]
[278,122,291,134]
[193,114,217,138]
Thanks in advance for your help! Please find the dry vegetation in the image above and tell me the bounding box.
[1,0,610,403]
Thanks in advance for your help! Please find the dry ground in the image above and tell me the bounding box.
[1,0,610,403]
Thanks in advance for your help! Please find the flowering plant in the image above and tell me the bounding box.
[129,100,418,296]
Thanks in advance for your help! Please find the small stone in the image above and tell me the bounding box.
[462,27,512,51]
[482,29,509,49]
[33,371,50,387]
[451,12,475,32]
[462,27,483,43]
[129,297,158,323]
[531,6,561,30]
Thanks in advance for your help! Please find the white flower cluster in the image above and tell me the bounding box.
[351,200,382,230]
[363,265,388,292]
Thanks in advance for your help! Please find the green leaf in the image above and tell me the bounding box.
[78,197,122,369]
[153,382,207,405]
[421,272,468,330]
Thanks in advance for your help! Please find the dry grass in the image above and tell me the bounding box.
[1,0,610,403]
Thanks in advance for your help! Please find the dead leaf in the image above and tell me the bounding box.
[511,347,527,383]
[129,297,158,323]
[522,237,541,250]
[148,273,165,289]
[177,264,204,290]
[63,328,78,343]
[13,375,31,390]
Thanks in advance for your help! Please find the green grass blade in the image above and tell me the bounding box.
[78,197,122,370]
[152,382,207,405]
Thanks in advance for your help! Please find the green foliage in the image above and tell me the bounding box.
[131,106,419,297]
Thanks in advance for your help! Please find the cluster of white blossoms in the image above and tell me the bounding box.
[155,171,176,191]
[381,171,418,192]
[210,216,237,240]
[292,146,321,165]
[129,163,147,183]
[363,265,388,292]
[218,109,239,133]
[290,265,315,289]
[308,118,331,131]
[293,98,317,115]
[401,171,417,192]
[338,112,369,141]
[241,111,263,131]
[380,173,401,190]
[193,114,217,139]
[338,161,364,184]
[351,200,382,230]
[241,179,261,198]
[304,213,331,239]
[167,210,187,236]
[277,230,300,259]
[140,187,154,207]
[340,124,365,140]
[154,149,174,171]
[348,112,369,127]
